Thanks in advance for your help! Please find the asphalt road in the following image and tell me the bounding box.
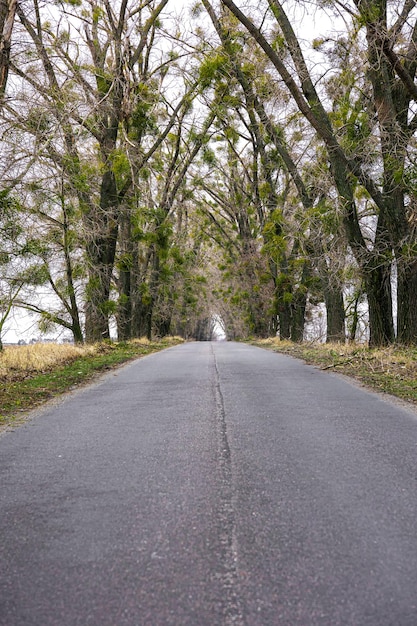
[1,341,417,625]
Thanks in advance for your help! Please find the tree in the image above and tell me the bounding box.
[14,178,85,344]
[218,0,408,345]
[4,0,417,346]
[198,0,347,341]
[116,99,216,340]
[8,0,197,342]
[352,0,417,343]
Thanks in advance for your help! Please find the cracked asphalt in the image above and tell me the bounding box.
[1,341,417,625]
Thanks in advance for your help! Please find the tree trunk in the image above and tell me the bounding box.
[116,208,133,341]
[62,203,84,344]
[84,170,119,342]
[358,0,416,342]
[291,297,306,342]
[132,296,151,339]
[325,287,345,343]
[397,258,417,344]
[364,258,394,347]
[145,245,161,341]
[348,291,361,343]
[279,303,291,340]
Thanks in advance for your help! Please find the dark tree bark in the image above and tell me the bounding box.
[324,286,345,343]
[278,304,291,340]
[0,0,17,100]
[397,259,417,343]
[116,206,133,341]
[82,0,171,341]
[84,170,119,342]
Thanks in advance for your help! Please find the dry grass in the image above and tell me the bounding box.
[129,337,151,346]
[0,343,98,381]
[252,338,417,404]
[129,335,183,346]
[0,337,185,382]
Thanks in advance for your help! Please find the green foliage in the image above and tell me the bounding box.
[38,312,57,335]
[403,165,417,195]
[23,264,51,286]
[54,0,82,5]
[170,246,184,266]
[21,239,49,257]
[140,283,152,307]
[258,181,272,201]
[0,191,24,241]
[131,102,156,136]
[130,82,159,139]
[191,1,204,17]
[271,34,286,52]
[85,275,101,299]
[117,253,133,272]
[100,299,117,316]
[198,51,230,89]
[202,146,216,165]
[312,38,326,51]
[111,150,130,185]
[0,189,20,213]
[92,5,104,24]
[262,210,286,254]
[62,155,95,193]
[118,293,130,307]
[26,109,51,136]
[132,224,145,242]
[95,70,112,96]
[223,125,239,143]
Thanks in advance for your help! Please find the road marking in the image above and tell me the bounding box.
[211,344,245,626]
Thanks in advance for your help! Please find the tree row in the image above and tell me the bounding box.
[1,0,416,347]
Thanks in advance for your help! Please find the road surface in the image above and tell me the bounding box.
[1,341,417,625]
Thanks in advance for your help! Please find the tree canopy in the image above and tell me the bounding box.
[1,0,417,346]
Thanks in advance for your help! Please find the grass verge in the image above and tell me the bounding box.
[251,338,417,405]
[0,337,183,433]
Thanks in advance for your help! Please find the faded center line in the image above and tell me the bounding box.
[211,343,245,626]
